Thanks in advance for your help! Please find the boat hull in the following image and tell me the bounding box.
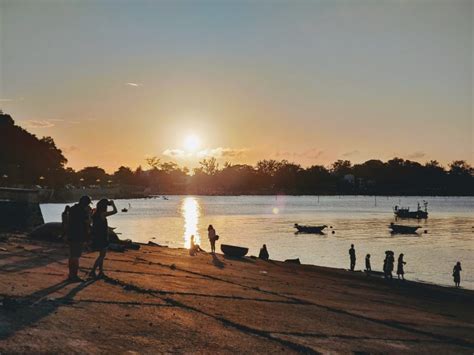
[294,224,327,234]
[221,244,249,258]
[389,224,420,234]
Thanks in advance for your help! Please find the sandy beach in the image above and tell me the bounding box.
[0,233,473,354]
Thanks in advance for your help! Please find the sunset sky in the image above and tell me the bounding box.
[0,0,472,172]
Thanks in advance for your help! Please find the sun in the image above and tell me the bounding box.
[184,134,200,152]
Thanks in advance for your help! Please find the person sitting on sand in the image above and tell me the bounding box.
[259,244,269,260]
[397,253,406,280]
[365,254,371,273]
[67,196,92,282]
[453,261,462,288]
[89,199,117,279]
[349,244,356,271]
[189,235,203,256]
[208,225,218,254]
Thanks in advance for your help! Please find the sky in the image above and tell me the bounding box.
[0,0,472,172]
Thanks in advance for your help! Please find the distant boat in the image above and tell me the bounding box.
[294,224,327,234]
[221,244,249,258]
[389,223,420,234]
[162,196,169,200]
[394,201,428,219]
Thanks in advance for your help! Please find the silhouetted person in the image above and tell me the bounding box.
[453,261,462,287]
[189,235,203,256]
[67,196,92,282]
[208,225,217,254]
[61,205,70,240]
[365,254,371,273]
[384,251,394,280]
[349,244,356,271]
[397,253,406,280]
[90,199,117,279]
[259,244,269,260]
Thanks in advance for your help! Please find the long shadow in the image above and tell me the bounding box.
[211,254,225,269]
[0,247,67,273]
[0,279,96,340]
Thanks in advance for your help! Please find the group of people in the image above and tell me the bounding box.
[62,195,117,282]
[350,244,463,286]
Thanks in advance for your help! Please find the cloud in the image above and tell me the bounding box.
[162,149,186,158]
[407,151,426,159]
[197,147,249,159]
[126,82,141,87]
[63,145,79,153]
[342,150,359,157]
[276,148,324,160]
[24,120,55,128]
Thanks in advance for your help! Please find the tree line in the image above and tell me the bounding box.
[1,111,472,196]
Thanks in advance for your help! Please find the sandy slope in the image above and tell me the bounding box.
[0,234,473,354]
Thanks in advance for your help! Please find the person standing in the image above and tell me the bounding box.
[67,196,92,282]
[365,254,371,273]
[453,261,462,288]
[349,244,356,271]
[208,225,217,254]
[89,199,117,278]
[61,205,70,240]
[397,253,406,280]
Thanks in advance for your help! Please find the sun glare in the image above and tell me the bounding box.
[184,134,200,152]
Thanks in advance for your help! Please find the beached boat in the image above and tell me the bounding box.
[221,244,249,258]
[294,224,327,234]
[389,223,420,234]
[394,201,428,219]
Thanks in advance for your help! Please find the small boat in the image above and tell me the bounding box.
[389,223,420,234]
[394,201,428,219]
[220,244,248,258]
[121,208,128,213]
[294,223,327,234]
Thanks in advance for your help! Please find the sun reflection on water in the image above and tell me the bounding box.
[181,196,201,248]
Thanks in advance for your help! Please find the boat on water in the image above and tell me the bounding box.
[294,224,327,234]
[389,223,420,234]
[394,201,428,219]
[220,244,249,258]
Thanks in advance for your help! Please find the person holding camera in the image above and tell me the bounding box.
[90,199,117,278]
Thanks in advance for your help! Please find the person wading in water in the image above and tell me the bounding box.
[90,199,117,279]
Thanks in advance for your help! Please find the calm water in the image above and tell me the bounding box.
[41,196,474,289]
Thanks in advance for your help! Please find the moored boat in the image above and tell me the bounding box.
[221,244,249,258]
[394,201,428,219]
[389,223,420,234]
[294,224,327,234]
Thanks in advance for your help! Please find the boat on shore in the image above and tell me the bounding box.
[394,201,428,219]
[294,224,327,234]
[221,244,249,258]
[389,223,420,234]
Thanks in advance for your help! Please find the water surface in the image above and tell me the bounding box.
[41,195,473,289]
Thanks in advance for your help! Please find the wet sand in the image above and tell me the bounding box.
[0,234,473,354]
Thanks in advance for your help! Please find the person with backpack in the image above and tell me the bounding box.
[208,225,219,254]
[89,199,117,278]
[67,196,92,282]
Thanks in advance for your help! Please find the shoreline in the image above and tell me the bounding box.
[1,233,473,353]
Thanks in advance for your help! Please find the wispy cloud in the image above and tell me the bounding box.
[407,151,426,160]
[276,148,324,160]
[162,149,186,158]
[126,82,141,87]
[24,120,55,128]
[197,147,249,159]
[342,150,359,157]
[62,145,79,153]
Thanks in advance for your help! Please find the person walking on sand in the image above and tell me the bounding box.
[365,254,371,274]
[397,253,406,280]
[349,244,356,271]
[67,196,92,282]
[208,225,218,253]
[259,244,269,260]
[385,251,394,280]
[89,199,117,279]
[453,261,462,288]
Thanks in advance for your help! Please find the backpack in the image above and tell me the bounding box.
[215,235,220,241]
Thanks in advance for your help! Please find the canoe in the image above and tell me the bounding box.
[389,223,420,234]
[221,244,248,258]
[294,224,327,234]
